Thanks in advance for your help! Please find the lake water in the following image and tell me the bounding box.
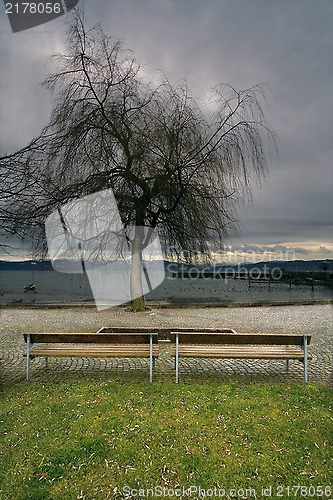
[0,270,332,306]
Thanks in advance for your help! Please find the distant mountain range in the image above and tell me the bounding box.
[0,259,332,272]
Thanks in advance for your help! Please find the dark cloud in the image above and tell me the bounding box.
[0,0,332,257]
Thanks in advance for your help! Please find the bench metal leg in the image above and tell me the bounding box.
[26,334,31,381]
[286,359,289,371]
[303,336,308,383]
[175,333,179,384]
[149,334,153,383]
[45,357,49,369]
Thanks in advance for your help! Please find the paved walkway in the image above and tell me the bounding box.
[1,304,332,386]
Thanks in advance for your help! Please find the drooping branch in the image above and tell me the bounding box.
[0,11,277,268]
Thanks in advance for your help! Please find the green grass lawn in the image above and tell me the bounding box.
[0,377,332,499]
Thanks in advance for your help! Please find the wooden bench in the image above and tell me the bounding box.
[23,330,159,382]
[170,331,312,383]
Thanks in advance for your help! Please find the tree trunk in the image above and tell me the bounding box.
[130,225,146,311]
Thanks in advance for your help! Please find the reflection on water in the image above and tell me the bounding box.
[0,270,332,305]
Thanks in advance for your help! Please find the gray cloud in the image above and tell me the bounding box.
[224,244,310,256]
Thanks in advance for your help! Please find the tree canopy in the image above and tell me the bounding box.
[0,13,277,309]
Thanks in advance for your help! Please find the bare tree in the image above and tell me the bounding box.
[0,13,276,310]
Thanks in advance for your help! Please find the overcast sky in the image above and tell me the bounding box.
[0,0,332,263]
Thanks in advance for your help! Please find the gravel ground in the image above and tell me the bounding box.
[0,304,332,386]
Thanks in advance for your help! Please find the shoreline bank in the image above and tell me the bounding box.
[1,298,332,309]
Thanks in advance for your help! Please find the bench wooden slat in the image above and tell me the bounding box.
[170,345,311,360]
[170,332,311,346]
[24,332,158,345]
[30,344,159,358]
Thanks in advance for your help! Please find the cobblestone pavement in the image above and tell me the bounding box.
[0,304,332,386]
